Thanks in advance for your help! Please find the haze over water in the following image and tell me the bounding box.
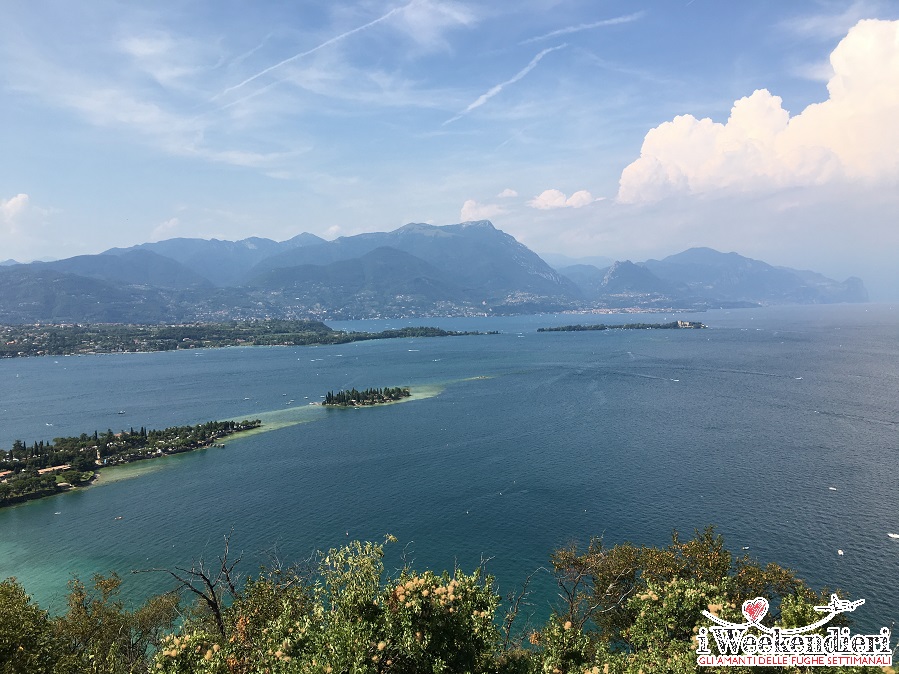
[1,304,897,633]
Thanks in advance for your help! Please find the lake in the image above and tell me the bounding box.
[1,304,897,633]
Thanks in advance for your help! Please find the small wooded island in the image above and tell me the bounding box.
[322,387,411,407]
[0,419,261,507]
[538,320,706,332]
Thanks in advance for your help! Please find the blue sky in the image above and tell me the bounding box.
[2,1,899,295]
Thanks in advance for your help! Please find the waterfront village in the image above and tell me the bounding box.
[0,419,261,507]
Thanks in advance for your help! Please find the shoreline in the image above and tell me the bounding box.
[0,421,261,509]
[0,379,477,510]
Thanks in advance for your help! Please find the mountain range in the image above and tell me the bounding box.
[0,221,867,323]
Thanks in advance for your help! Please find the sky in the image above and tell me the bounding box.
[2,0,899,296]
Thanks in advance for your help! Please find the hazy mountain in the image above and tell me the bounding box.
[251,221,581,302]
[560,261,678,298]
[106,233,325,287]
[0,259,19,266]
[248,247,468,314]
[0,265,174,323]
[39,250,212,290]
[0,231,868,324]
[541,252,615,271]
[642,247,868,304]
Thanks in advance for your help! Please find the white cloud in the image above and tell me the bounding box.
[527,188,596,209]
[564,190,595,208]
[150,217,180,241]
[1,193,30,231]
[460,199,505,221]
[618,19,899,203]
[497,188,518,198]
[118,32,211,90]
[0,193,56,260]
[395,0,476,49]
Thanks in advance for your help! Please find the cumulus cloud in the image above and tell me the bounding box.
[0,193,57,260]
[1,194,30,230]
[460,199,505,221]
[527,188,596,209]
[150,216,180,241]
[618,19,899,203]
[497,188,518,198]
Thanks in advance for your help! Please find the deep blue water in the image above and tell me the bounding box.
[0,304,897,633]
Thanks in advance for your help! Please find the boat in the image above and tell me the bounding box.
[888,533,899,539]
[117,410,125,415]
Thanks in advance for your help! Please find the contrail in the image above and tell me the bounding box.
[520,11,646,44]
[444,44,567,125]
[217,0,417,98]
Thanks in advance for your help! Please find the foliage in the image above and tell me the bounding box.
[0,529,886,674]
[54,573,179,674]
[153,536,503,674]
[323,387,411,407]
[0,578,60,674]
[534,527,879,674]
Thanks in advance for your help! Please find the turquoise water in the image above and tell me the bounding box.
[1,305,897,633]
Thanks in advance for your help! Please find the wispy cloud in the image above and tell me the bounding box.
[520,11,646,44]
[778,0,883,40]
[216,0,420,99]
[444,44,566,125]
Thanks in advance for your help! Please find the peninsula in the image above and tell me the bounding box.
[0,321,492,358]
[322,387,412,407]
[0,419,261,507]
[537,320,706,332]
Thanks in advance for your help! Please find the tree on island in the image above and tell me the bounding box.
[323,387,411,407]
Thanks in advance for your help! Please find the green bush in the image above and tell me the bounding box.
[0,529,885,674]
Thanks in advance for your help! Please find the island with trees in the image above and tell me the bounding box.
[537,320,706,332]
[0,321,492,358]
[0,419,261,507]
[322,387,412,407]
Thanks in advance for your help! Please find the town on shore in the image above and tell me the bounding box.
[537,320,706,332]
[0,419,261,507]
[0,321,491,358]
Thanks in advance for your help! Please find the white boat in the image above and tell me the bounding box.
[888,533,899,539]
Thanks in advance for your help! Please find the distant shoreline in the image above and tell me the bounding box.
[0,321,494,359]
[537,320,706,332]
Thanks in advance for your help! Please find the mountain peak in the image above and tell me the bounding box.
[457,220,495,229]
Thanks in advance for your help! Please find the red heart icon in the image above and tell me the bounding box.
[742,597,768,623]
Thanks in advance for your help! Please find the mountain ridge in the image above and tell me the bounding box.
[0,225,868,323]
